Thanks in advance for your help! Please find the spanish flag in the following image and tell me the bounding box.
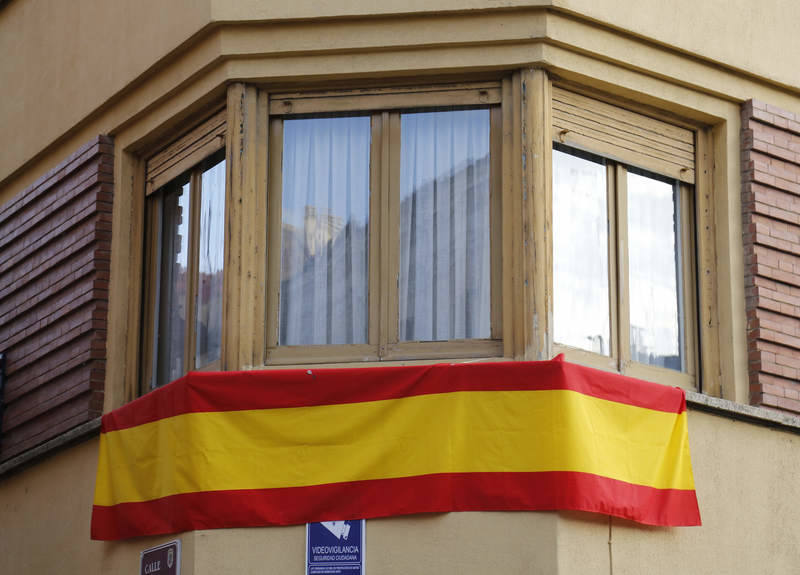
[91,357,700,540]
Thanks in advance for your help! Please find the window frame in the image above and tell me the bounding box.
[544,83,711,391]
[264,84,505,365]
[551,142,698,389]
[140,111,227,391]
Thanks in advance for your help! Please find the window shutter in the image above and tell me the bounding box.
[146,109,226,194]
[551,88,695,183]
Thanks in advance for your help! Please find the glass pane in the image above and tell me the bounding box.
[399,109,491,342]
[627,171,683,371]
[156,178,190,387]
[195,157,225,367]
[552,148,610,355]
[280,116,371,346]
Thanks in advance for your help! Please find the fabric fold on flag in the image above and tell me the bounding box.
[91,357,700,540]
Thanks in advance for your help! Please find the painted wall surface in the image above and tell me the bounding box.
[1,410,797,573]
[556,0,800,91]
[557,410,800,574]
[0,438,199,573]
[0,0,211,187]
[2,0,800,195]
[209,0,800,92]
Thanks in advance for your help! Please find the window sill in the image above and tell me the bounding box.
[256,353,508,371]
[265,340,504,365]
[553,344,697,392]
[686,391,800,435]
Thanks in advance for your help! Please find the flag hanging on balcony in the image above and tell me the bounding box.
[91,356,700,540]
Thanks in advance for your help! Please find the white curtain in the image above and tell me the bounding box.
[399,110,491,341]
[279,117,371,346]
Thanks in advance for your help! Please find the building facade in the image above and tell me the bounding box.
[1,1,800,572]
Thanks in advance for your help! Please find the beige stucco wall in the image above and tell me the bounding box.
[1,409,797,573]
[556,0,800,90]
[2,0,800,197]
[0,0,210,187]
[558,410,800,574]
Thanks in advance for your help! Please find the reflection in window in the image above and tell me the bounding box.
[195,160,225,367]
[150,153,226,389]
[156,178,190,387]
[553,148,610,355]
[628,171,683,371]
[279,116,371,346]
[399,109,491,341]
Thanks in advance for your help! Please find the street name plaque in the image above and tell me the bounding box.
[140,540,180,575]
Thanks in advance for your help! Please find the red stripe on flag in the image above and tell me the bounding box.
[90,471,700,540]
[103,359,686,432]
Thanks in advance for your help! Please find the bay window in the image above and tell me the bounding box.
[136,78,714,393]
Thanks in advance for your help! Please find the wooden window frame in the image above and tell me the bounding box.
[550,143,698,389]
[140,111,226,391]
[265,83,505,365]
[545,85,711,391]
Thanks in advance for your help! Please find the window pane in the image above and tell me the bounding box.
[156,178,190,387]
[195,157,225,367]
[399,109,491,342]
[279,117,371,346]
[627,171,683,371]
[552,149,610,355]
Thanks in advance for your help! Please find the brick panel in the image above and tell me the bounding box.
[0,136,112,461]
[742,100,800,415]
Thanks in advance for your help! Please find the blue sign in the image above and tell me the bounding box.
[306,520,365,575]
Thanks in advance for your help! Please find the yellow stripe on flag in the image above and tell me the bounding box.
[94,389,693,507]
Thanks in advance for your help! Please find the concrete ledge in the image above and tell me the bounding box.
[0,418,101,480]
[687,390,800,433]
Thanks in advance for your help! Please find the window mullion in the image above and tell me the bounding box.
[185,169,202,373]
[680,183,698,378]
[501,76,515,358]
[606,163,620,365]
[144,196,162,390]
[525,68,551,361]
[673,182,686,374]
[615,164,632,373]
[490,107,504,341]
[369,113,383,351]
[265,118,284,354]
[382,111,400,354]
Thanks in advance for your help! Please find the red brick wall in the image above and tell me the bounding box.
[0,136,112,461]
[742,100,800,414]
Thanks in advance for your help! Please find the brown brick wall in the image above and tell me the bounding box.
[0,136,112,461]
[742,100,800,414]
